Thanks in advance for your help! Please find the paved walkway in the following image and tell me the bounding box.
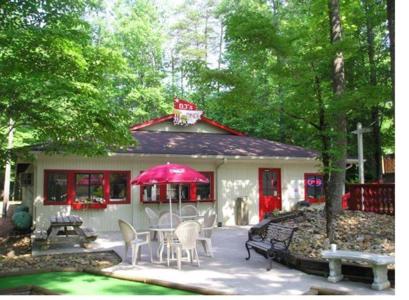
[32,226,394,295]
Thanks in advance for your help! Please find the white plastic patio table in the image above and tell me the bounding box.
[149,225,177,266]
[178,215,204,221]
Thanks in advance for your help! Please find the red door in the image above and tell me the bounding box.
[258,168,282,220]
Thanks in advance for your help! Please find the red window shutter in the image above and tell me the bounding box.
[190,183,196,202]
[159,184,167,202]
[67,171,75,204]
[103,171,110,202]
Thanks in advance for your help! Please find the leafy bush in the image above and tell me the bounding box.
[12,211,32,231]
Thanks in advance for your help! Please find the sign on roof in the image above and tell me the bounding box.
[173,98,203,126]
[174,98,197,110]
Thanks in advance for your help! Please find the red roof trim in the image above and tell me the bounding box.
[200,116,246,136]
[129,114,246,136]
[129,115,173,131]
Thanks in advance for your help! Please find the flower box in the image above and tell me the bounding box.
[71,202,107,210]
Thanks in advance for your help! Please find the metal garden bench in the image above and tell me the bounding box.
[245,222,297,270]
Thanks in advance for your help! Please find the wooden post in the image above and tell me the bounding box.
[351,122,371,184]
[351,122,371,210]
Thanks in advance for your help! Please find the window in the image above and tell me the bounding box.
[44,170,130,206]
[196,172,214,201]
[304,173,324,203]
[141,184,161,202]
[140,171,215,203]
[110,172,129,203]
[167,184,190,202]
[75,173,104,204]
[262,170,278,196]
[45,171,68,204]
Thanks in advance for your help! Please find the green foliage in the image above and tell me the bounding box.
[165,0,222,103]
[93,0,172,123]
[0,0,135,163]
[183,0,393,181]
[0,0,394,184]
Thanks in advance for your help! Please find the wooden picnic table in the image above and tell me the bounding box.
[34,215,97,249]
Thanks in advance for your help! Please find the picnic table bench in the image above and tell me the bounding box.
[322,250,395,290]
[33,215,97,249]
[245,222,297,270]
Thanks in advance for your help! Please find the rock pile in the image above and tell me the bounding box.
[280,208,395,259]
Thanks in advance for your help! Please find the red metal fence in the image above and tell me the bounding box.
[346,184,395,215]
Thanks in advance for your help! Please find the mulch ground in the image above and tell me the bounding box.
[0,204,121,273]
[0,205,31,257]
[0,204,16,237]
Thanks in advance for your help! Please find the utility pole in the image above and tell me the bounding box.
[351,122,371,183]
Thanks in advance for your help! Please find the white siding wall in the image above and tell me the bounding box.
[32,154,320,231]
[33,155,217,232]
[33,155,137,232]
[217,160,321,226]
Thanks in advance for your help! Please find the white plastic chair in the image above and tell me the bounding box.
[118,219,152,265]
[181,205,198,217]
[158,212,181,227]
[197,207,212,227]
[145,207,159,240]
[157,212,181,262]
[197,212,216,257]
[172,220,201,270]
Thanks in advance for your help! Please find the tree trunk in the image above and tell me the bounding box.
[2,118,15,218]
[364,0,382,180]
[180,67,184,96]
[387,0,395,121]
[171,51,176,96]
[326,0,347,242]
[278,83,286,143]
[271,0,286,143]
[204,12,209,65]
[315,73,331,217]
[217,20,223,94]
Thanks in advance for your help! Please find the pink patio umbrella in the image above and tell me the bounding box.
[131,163,209,227]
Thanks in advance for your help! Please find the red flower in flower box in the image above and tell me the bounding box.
[71,201,107,210]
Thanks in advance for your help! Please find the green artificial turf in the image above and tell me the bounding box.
[0,272,198,295]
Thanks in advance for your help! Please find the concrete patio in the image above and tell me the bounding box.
[32,226,394,295]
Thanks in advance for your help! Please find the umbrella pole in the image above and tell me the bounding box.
[169,185,173,228]
[167,186,172,267]
[179,185,182,217]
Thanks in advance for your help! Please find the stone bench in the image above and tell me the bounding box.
[321,250,395,290]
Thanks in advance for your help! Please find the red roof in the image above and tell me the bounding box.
[129,114,246,136]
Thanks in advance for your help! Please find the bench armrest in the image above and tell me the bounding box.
[270,239,288,250]
[248,231,264,242]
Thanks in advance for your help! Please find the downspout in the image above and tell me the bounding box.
[215,157,227,227]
